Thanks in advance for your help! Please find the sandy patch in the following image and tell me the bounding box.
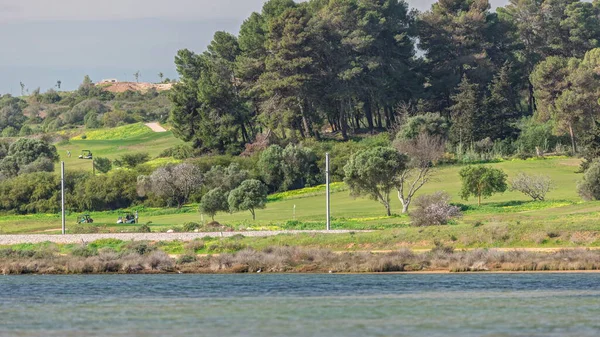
[145,122,167,132]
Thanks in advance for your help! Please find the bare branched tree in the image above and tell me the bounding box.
[510,172,553,201]
[393,133,446,213]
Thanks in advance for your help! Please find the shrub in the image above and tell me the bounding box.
[510,172,553,201]
[123,242,155,255]
[515,118,566,155]
[138,163,203,208]
[71,170,139,211]
[0,138,58,177]
[177,255,197,264]
[397,112,449,140]
[1,126,17,137]
[93,157,112,174]
[183,222,201,232]
[411,192,462,227]
[84,111,102,129]
[19,157,55,174]
[578,161,600,201]
[158,144,194,160]
[203,164,251,192]
[184,240,205,253]
[147,251,173,271]
[71,245,98,258]
[70,225,100,234]
[63,99,108,125]
[137,224,152,233]
[116,152,149,169]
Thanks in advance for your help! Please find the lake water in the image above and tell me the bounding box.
[1,273,600,336]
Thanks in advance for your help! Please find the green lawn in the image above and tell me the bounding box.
[2,156,600,250]
[55,123,183,172]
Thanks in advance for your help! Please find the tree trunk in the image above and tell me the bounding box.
[384,106,391,128]
[398,190,410,214]
[302,115,312,139]
[328,118,336,132]
[402,202,409,214]
[339,101,348,141]
[528,80,536,115]
[569,123,577,154]
[299,101,313,139]
[280,124,287,140]
[251,209,256,220]
[478,194,481,207]
[364,97,374,133]
[240,122,249,144]
[386,204,391,217]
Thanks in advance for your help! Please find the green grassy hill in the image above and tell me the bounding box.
[54,123,183,171]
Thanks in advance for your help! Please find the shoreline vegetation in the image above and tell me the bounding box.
[3,241,600,275]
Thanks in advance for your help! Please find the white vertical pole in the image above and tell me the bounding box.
[61,161,66,235]
[326,153,331,231]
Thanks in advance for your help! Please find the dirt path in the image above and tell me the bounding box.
[0,230,368,245]
[145,122,167,132]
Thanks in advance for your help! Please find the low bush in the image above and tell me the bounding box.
[578,161,600,201]
[411,192,462,227]
[70,225,100,234]
[137,224,152,233]
[158,144,194,160]
[71,245,98,258]
[184,240,205,253]
[177,255,197,264]
[123,242,155,256]
[510,172,553,201]
[4,245,600,274]
[183,222,201,232]
[115,152,150,169]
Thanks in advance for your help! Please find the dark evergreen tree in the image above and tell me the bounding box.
[449,76,480,145]
[483,64,519,140]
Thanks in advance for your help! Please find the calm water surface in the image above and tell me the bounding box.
[1,273,600,336]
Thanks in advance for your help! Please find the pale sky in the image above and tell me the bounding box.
[0,0,510,94]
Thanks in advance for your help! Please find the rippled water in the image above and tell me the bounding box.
[1,273,600,336]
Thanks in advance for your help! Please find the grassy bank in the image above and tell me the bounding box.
[1,157,598,251]
[2,242,600,275]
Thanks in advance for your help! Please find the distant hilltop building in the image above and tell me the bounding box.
[99,79,119,84]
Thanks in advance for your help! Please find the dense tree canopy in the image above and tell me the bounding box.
[167,0,600,160]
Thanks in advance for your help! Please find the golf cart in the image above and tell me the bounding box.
[79,150,93,160]
[77,214,94,224]
[117,212,137,224]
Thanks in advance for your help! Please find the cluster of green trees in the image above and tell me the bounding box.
[170,0,600,156]
[0,138,58,179]
[0,95,28,137]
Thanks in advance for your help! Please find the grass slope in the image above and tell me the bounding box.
[2,157,600,250]
[55,123,183,171]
